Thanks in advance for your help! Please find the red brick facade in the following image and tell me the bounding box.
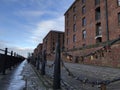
[64,0,120,50]
[43,30,64,60]
[63,0,120,68]
[37,43,43,55]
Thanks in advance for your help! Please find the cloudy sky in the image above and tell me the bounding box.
[0,0,74,57]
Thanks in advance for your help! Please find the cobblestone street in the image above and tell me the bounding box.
[46,61,120,90]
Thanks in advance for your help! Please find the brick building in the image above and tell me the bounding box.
[33,48,38,58]
[64,0,120,50]
[43,30,64,60]
[63,0,120,67]
[37,43,43,55]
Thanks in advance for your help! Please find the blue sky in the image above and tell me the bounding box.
[0,0,74,57]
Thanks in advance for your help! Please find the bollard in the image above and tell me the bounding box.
[11,51,13,56]
[101,84,106,90]
[41,50,46,75]
[3,48,8,75]
[9,51,13,70]
[53,34,61,89]
[37,55,40,70]
[5,48,8,55]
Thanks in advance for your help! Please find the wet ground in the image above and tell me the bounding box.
[0,60,47,90]
[0,61,26,90]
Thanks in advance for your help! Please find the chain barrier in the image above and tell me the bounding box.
[60,56,120,87]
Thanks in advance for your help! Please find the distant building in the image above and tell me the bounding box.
[33,48,38,58]
[37,43,43,55]
[43,30,64,60]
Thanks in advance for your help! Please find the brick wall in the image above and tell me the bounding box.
[43,30,64,60]
[62,43,120,68]
[64,0,120,52]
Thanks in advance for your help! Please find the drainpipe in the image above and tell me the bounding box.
[105,0,109,42]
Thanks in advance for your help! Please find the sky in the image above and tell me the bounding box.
[0,0,74,57]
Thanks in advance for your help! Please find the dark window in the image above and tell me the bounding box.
[53,42,55,45]
[83,43,86,47]
[118,13,120,25]
[73,7,76,12]
[95,7,101,20]
[73,34,76,42]
[52,47,55,51]
[118,0,120,6]
[66,29,69,35]
[67,13,69,18]
[82,30,86,39]
[96,23,102,36]
[67,38,69,45]
[73,24,76,32]
[82,0,85,4]
[95,0,100,5]
[73,46,75,48]
[96,37,102,43]
[73,15,76,21]
[82,17,86,26]
[82,6,86,14]
[66,20,69,26]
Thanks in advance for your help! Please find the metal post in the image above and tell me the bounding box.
[3,48,8,75]
[5,48,8,55]
[11,51,13,56]
[14,52,16,57]
[101,84,106,90]
[9,51,13,70]
[53,34,61,89]
[37,54,40,70]
[41,50,46,75]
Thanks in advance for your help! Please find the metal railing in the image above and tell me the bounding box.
[0,48,25,75]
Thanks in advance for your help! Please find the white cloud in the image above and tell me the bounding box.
[29,16,64,44]
[0,40,33,57]
[15,10,45,17]
[8,47,33,58]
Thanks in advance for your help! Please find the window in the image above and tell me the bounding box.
[67,38,69,45]
[73,24,76,32]
[73,34,76,42]
[118,13,120,25]
[95,0,100,5]
[82,6,86,14]
[118,0,120,6]
[82,0,85,4]
[95,7,101,20]
[73,46,75,48]
[96,23,102,36]
[82,30,86,39]
[73,6,76,12]
[52,47,55,51]
[66,29,69,35]
[66,20,69,26]
[67,13,69,18]
[82,17,86,26]
[96,37,102,43]
[83,44,86,47]
[73,15,76,21]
